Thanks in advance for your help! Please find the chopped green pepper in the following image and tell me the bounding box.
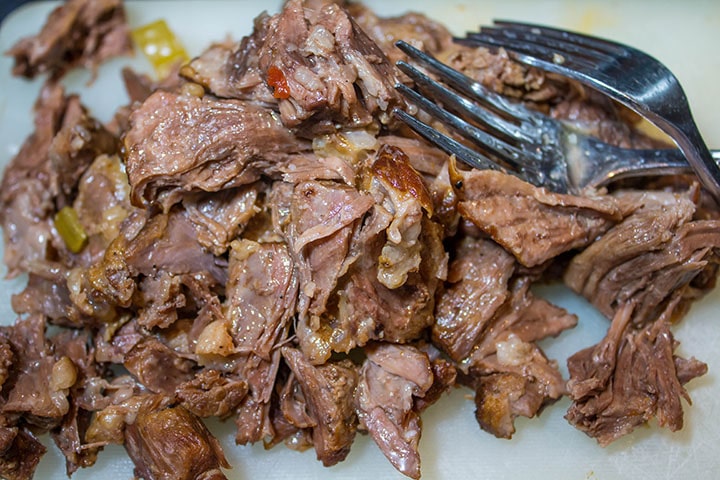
[131,19,189,78]
[55,206,88,253]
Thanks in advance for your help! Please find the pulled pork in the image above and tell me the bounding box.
[1,0,718,479]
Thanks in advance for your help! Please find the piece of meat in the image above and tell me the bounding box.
[434,238,516,361]
[176,370,248,419]
[50,401,98,476]
[347,5,453,65]
[181,39,258,101]
[355,343,433,479]
[455,277,576,439]
[369,144,434,289]
[466,336,566,440]
[70,154,134,267]
[47,96,119,208]
[281,347,358,466]
[48,329,105,475]
[457,169,629,267]
[1,315,70,429]
[5,0,132,79]
[565,302,708,445]
[225,239,297,362]
[125,404,230,480]
[254,0,403,135]
[183,185,261,256]
[124,90,307,209]
[414,343,457,413]
[233,395,273,446]
[443,44,566,104]
[0,427,47,480]
[0,82,66,277]
[134,272,186,330]
[123,338,195,396]
[565,189,720,325]
[281,179,374,363]
[11,273,80,327]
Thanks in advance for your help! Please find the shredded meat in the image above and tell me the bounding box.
[5,0,131,79]
[0,1,717,478]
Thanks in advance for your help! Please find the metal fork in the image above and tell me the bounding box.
[459,21,720,201]
[392,41,697,194]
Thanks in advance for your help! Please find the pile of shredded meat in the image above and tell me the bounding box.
[1,0,719,478]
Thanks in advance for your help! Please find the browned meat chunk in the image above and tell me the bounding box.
[0,427,47,480]
[5,0,132,79]
[565,302,707,445]
[458,169,628,267]
[565,189,720,324]
[461,278,575,438]
[434,238,516,361]
[281,347,358,466]
[125,404,230,480]
[176,370,248,419]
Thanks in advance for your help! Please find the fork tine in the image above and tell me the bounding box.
[395,40,537,125]
[462,31,604,74]
[395,60,536,147]
[492,20,627,56]
[395,82,533,171]
[392,108,508,174]
[471,26,616,66]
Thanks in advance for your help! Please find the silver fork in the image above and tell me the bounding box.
[459,21,720,202]
[392,41,701,194]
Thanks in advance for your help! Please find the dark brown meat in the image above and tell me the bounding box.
[5,0,132,79]
[355,343,433,479]
[0,427,47,480]
[565,190,720,325]
[124,90,307,209]
[565,302,708,445]
[281,347,358,466]
[125,404,230,480]
[458,169,628,267]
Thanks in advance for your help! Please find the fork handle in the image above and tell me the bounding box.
[570,135,720,190]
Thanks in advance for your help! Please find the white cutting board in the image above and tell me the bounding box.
[1,1,719,479]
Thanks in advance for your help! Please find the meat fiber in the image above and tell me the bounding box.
[5,0,132,79]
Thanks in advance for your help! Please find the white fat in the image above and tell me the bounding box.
[495,333,533,367]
